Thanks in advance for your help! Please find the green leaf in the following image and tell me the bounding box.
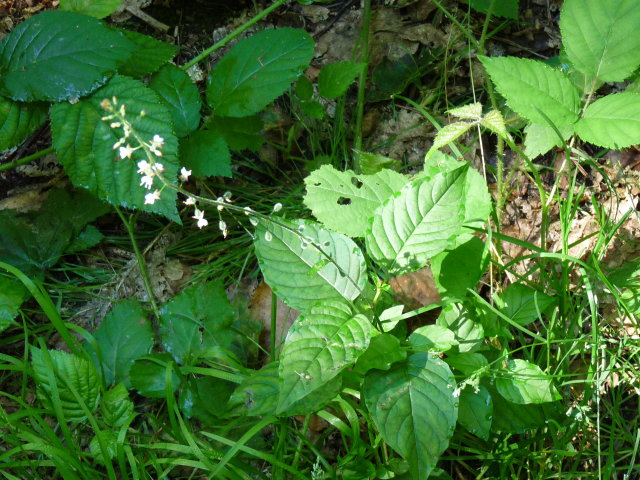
[295,75,314,101]
[448,102,482,120]
[464,0,518,19]
[303,165,409,238]
[445,352,488,376]
[354,151,401,175]
[364,353,458,480]
[488,382,560,433]
[575,93,640,149]
[0,10,134,102]
[31,347,101,422]
[365,166,469,274]
[278,301,372,412]
[0,98,47,151]
[425,122,474,160]
[179,376,234,423]
[102,383,135,427]
[430,236,487,300]
[179,130,231,178]
[129,353,181,398]
[458,385,492,440]
[318,61,365,99]
[409,325,458,352]
[66,225,104,254]
[254,218,367,311]
[159,281,236,364]
[89,430,118,464]
[149,64,201,137]
[502,283,556,326]
[89,299,153,387]
[436,303,484,353]
[495,359,561,404]
[0,277,27,333]
[50,75,180,221]
[207,28,314,117]
[353,333,406,375]
[480,109,509,139]
[561,0,640,82]
[118,29,179,79]
[299,100,325,119]
[479,56,580,126]
[524,122,573,158]
[284,374,342,416]
[59,0,121,18]
[206,115,264,152]
[228,363,280,417]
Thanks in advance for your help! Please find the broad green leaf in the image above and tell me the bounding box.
[295,75,314,101]
[422,151,459,178]
[365,166,469,274]
[425,122,474,160]
[436,303,484,353]
[206,115,264,152]
[353,333,406,375]
[118,29,179,79]
[102,383,135,427]
[318,61,365,99]
[524,122,573,158]
[464,0,518,19]
[31,347,101,422]
[496,359,560,404]
[430,236,487,300]
[50,75,180,221]
[0,277,27,333]
[149,64,201,137]
[207,28,314,117]
[159,281,236,364]
[479,56,580,127]
[89,430,118,464]
[303,165,409,238]
[409,325,458,352]
[445,352,488,376]
[254,218,367,311]
[228,363,280,417]
[458,385,492,440]
[129,353,181,398]
[59,0,121,18]
[66,225,104,254]
[0,10,134,102]
[283,370,342,416]
[299,100,325,119]
[364,353,458,480]
[88,299,153,387]
[502,283,556,326]
[574,93,640,149]
[607,261,640,313]
[179,130,231,178]
[355,151,401,175]
[0,98,47,151]
[278,301,372,411]
[488,382,560,433]
[561,0,640,82]
[179,376,234,423]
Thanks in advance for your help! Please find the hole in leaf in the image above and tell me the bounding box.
[337,197,351,205]
[351,177,363,188]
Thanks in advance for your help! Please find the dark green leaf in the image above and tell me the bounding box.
[0,98,47,151]
[353,333,406,375]
[436,303,484,353]
[430,236,487,300]
[0,277,27,333]
[179,130,231,178]
[102,383,135,427]
[118,29,179,78]
[458,385,492,440]
[129,353,181,398]
[318,61,365,99]
[228,362,280,417]
[502,283,556,326]
[206,115,264,152]
[179,376,234,423]
[464,0,518,19]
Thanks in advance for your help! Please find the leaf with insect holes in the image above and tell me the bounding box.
[0,97,48,151]
[304,165,408,238]
[277,301,372,412]
[480,56,580,127]
[0,10,134,102]
[364,353,458,480]
[254,218,366,311]
[561,0,640,82]
[207,28,314,117]
[118,29,179,79]
[575,93,640,149]
[496,359,561,404]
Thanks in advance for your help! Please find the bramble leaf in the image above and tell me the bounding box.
[524,122,573,158]
[575,93,640,149]
[0,98,47,151]
[179,130,231,177]
[118,29,178,79]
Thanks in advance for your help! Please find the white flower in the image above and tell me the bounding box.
[219,220,228,238]
[273,202,282,212]
[144,190,161,205]
[110,122,122,128]
[137,160,153,175]
[184,196,196,206]
[119,144,135,159]
[193,208,208,228]
[140,175,154,190]
[151,135,164,148]
[152,162,165,173]
[179,167,192,182]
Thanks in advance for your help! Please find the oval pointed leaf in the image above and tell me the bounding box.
[458,385,492,440]
[129,353,181,398]
[207,28,314,117]
[0,10,134,102]
[575,93,640,149]
[102,383,135,427]
[365,167,468,274]
[364,353,458,480]
[50,75,180,221]
[318,61,365,99]
[0,98,47,151]
[496,359,561,404]
[480,56,580,126]
[278,301,372,412]
[303,165,409,238]
[254,218,366,311]
[561,0,640,82]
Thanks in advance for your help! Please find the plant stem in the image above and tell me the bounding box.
[352,0,372,172]
[181,0,289,71]
[0,146,55,173]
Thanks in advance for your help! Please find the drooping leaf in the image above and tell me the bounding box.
[117,29,179,79]
[254,218,367,311]
[364,353,458,480]
[464,0,519,19]
[207,28,314,117]
[574,93,640,149]
[430,236,487,300]
[0,98,47,151]
[31,347,101,422]
[50,75,180,221]
[524,122,573,158]
[88,299,153,387]
[277,301,372,412]
[129,353,181,398]
[59,0,121,18]
[102,383,135,427]
[0,10,134,102]
[179,130,231,178]
[479,56,580,127]
[436,303,484,353]
[303,165,409,238]
[0,277,27,333]
[458,385,492,440]
[365,166,469,274]
[495,359,561,404]
[502,283,556,326]
[149,64,201,137]
[561,0,640,82]
[206,115,264,152]
[409,325,458,352]
[159,281,237,364]
[318,61,365,99]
